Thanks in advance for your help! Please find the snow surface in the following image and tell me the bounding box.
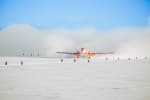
[0,57,150,100]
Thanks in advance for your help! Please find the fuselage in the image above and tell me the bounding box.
[73,48,95,58]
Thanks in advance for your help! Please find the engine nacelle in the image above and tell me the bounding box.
[88,51,95,58]
[73,51,80,58]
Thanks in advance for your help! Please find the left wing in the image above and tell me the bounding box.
[94,52,114,54]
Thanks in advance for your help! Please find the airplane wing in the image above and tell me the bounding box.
[56,52,74,54]
[94,52,114,54]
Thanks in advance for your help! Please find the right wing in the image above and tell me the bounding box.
[56,52,74,54]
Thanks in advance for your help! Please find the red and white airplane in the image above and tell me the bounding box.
[56,48,114,62]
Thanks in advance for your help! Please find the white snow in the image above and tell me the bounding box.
[0,57,150,100]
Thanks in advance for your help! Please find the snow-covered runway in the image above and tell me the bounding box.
[0,57,150,100]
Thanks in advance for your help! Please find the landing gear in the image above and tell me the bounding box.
[88,59,90,63]
[87,56,91,63]
[73,59,76,63]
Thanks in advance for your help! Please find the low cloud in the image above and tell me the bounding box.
[0,24,150,58]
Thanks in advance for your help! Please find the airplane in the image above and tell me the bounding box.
[56,48,114,62]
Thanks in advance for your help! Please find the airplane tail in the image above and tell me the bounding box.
[81,48,86,53]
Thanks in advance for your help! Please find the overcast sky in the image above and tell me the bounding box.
[0,0,150,57]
